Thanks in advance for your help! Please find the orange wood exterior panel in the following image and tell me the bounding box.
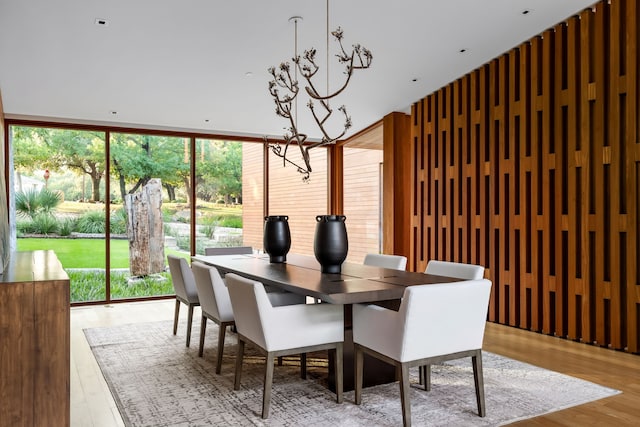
[408,0,640,353]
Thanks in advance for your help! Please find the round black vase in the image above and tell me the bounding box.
[263,215,291,263]
[314,215,348,273]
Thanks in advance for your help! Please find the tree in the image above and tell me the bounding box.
[12,127,106,202]
[196,141,242,204]
[110,134,191,203]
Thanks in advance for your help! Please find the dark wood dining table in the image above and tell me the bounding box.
[191,253,460,390]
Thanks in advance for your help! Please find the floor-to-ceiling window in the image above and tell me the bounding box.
[194,138,245,253]
[8,119,379,304]
[108,132,189,300]
[11,125,109,303]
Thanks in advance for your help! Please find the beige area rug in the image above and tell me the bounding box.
[84,320,619,427]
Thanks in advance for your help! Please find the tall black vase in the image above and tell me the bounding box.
[314,215,348,273]
[263,215,291,263]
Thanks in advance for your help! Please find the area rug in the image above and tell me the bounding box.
[84,320,619,427]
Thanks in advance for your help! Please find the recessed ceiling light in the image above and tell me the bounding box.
[521,9,531,15]
[245,72,253,77]
[204,119,210,123]
[459,48,467,53]
[411,78,419,82]
[109,110,118,115]
[94,18,109,26]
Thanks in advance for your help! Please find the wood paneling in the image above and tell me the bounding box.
[410,0,640,353]
[0,251,70,426]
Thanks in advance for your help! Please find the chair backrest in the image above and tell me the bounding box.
[167,255,199,303]
[398,279,492,361]
[363,253,407,270]
[191,261,234,322]
[225,273,272,349]
[205,246,253,256]
[424,260,484,279]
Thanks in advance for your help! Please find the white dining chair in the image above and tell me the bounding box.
[353,279,492,427]
[363,253,408,270]
[167,255,200,347]
[191,261,305,373]
[421,260,486,386]
[424,259,485,279]
[225,273,344,419]
[191,261,235,373]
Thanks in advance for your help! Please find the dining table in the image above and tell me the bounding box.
[191,252,462,390]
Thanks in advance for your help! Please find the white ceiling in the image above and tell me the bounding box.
[0,0,596,140]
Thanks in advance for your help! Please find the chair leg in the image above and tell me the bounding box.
[354,344,364,405]
[185,304,195,347]
[399,363,412,427]
[173,299,180,335]
[198,316,207,357]
[215,322,227,374]
[234,339,245,390]
[472,351,486,417]
[300,353,307,379]
[262,353,275,419]
[335,343,343,404]
[421,364,431,391]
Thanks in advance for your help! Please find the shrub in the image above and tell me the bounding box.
[58,217,76,236]
[15,187,62,219]
[17,219,36,234]
[176,235,190,251]
[76,211,105,234]
[110,208,128,234]
[31,213,59,235]
[218,215,242,228]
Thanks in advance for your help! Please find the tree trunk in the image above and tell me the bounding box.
[125,178,165,276]
[183,176,192,206]
[91,174,101,202]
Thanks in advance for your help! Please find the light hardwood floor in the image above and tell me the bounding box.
[71,300,640,426]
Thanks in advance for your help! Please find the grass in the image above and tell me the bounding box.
[17,237,190,268]
[67,270,174,302]
[18,237,191,302]
[17,238,131,268]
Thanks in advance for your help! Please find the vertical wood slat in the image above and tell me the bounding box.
[409,0,640,353]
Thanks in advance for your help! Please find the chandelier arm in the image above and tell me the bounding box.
[305,55,355,100]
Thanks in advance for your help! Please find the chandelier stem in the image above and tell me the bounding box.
[326,0,330,102]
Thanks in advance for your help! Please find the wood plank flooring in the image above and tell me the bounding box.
[71,300,640,426]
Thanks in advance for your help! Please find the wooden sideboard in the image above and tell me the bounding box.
[0,250,70,426]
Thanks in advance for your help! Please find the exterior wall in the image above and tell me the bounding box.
[267,147,328,256]
[343,147,383,263]
[243,142,383,262]
[241,143,264,251]
[409,0,640,353]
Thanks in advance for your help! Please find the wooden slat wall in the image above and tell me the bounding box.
[409,0,640,353]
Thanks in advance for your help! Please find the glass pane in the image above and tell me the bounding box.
[268,147,327,256]
[11,125,108,303]
[194,139,245,254]
[343,146,383,263]
[241,143,264,251]
[109,133,186,300]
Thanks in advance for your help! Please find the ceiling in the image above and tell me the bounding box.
[0,0,596,141]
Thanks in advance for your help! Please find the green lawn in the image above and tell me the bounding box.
[18,238,131,268]
[17,237,189,302]
[17,238,189,268]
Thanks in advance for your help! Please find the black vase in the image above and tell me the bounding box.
[314,215,348,273]
[263,215,291,263]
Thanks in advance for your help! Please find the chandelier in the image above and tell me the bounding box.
[265,0,372,181]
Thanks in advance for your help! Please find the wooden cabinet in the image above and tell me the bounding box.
[0,251,70,426]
